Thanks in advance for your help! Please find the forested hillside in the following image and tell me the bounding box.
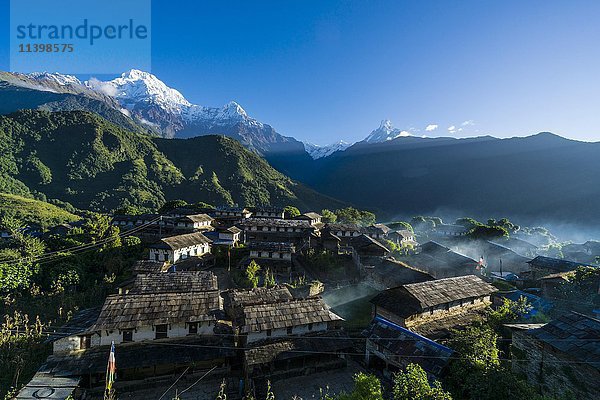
[0,110,344,213]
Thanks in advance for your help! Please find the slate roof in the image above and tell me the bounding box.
[360,257,433,288]
[127,271,218,294]
[244,330,353,367]
[218,225,242,234]
[296,212,322,220]
[223,286,293,310]
[527,256,594,272]
[242,218,313,228]
[350,234,390,252]
[366,317,453,375]
[252,206,285,213]
[46,307,101,342]
[15,373,80,400]
[396,229,414,239]
[371,275,496,318]
[362,224,392,235]
[240,297,342,333]
[177,214,214,223]
[327,223,361,232]
[90,291,221,331]
[525,312,600,369]
[132,260,166,275]
[248,241,295,252]
[151,231,212,250]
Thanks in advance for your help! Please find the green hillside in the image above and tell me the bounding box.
[0,193,80,228]
[0,110,343,213]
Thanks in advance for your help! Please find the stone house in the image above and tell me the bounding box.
[242,218,317,246]
[294,212,323,226]
[402,241,479,278]
[205,225,242,246]
[174,213,214,231]
[370,275,496,339]
[53,289,222,352]
[432,224,468,237]
[388,229,417,246]
[511,312,600,399]
[249,241,295,261]
[361,223,392,240]
[252,206,285,219]
[237,297,343,344]
[148,231,212,264]
[350,234,390,257]
[327,223,362,244]
[527,255,594,280]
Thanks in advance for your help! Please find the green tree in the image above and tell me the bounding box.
[455,217,482,230]
[393,363,452,400]
[246,260,261,288]
[158,199,188,214]
[335,207,376,226]
[467,225,509,240]
[263,268,276,288]
[284,206,301,218]
[321,209,337,223]
[338,373,383,400]
[487,297,533,331]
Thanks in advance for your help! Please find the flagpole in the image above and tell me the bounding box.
[105,340,116,400]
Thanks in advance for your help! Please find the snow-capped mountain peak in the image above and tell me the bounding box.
[89,69,191,112]
[26,72,82,86]
[303,140,352,159]
[364,119,411,143]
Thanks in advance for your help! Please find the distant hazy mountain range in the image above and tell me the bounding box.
[2,69,599,225]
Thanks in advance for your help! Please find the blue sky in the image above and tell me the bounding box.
[1,0,600,144]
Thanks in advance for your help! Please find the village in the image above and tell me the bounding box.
[13,205,600,400]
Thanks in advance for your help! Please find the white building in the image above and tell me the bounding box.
[148,231,212,263]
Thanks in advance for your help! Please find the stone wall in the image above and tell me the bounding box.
[512,331,600,399]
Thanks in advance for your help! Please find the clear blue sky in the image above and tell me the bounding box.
[1,0,600,144]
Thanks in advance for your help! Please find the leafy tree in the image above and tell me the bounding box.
[321,209,337,223]
[284,206,301,218]
[112,205,143,215]
[245,260,261,288]
[393,363,452,400]
[388,221,414,232]
[158,199,188,214]
[467,225,509,240]
[455,217,482,230]
[335,207,376,226]
[337,373,383,400]
[487,297,533,331]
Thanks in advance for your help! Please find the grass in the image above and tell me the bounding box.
[0,193,80,228]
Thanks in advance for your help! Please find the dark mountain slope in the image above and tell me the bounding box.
[306,133,600,224]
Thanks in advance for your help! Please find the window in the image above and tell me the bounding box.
[79,335,91,349]
[266,329,272,337]
[308,323,313,331]
[279,253,284,259]
[155,324,168,339]
[122,330,133,342]
[287,326,293,335]
[258,251,262,257]
[189,322,198,335]
[268,252,273,258]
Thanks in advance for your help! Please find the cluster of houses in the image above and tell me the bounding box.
[14,205,600,400]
